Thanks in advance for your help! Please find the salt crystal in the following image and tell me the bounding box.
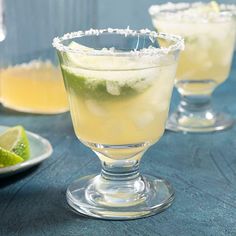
[149,2,234,23]
[52,28,184,56]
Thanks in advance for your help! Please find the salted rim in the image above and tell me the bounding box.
[220,4,236,13]
[149,2,236,21]
[52,28,184,56]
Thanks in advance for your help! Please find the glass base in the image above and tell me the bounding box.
[167,111,234,133]
[66,174,175,220]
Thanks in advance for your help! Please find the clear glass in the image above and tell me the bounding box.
[53,28,183,219]
[0,0,98,114]
[149,2,236,132]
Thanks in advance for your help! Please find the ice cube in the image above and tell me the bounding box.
[130,78,150,92]
[157,100,169,111]
[150,96,169,112]
[106,81,121,95]
[85,99,107,116]
[203,61,213,69]
[134,112,155,128]
[220,48,233,66]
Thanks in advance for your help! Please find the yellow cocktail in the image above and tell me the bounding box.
[53,28,183,219]
[62,62,176,146]
[1,60,68,114]
[150,2,236,132]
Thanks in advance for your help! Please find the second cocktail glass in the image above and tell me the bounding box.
[53,28,183,219]
[150,2,236,132]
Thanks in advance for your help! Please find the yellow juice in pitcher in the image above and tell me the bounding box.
[1,60,68,114]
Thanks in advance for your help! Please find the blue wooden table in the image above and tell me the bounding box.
[0,55,235,236]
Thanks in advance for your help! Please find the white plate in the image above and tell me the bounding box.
[0,126,53,178]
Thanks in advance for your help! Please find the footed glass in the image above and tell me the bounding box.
[149,2,236,132]
[53,28,183,219]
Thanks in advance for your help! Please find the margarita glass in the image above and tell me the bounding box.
[53,28,183,219]
[149,2,236,132]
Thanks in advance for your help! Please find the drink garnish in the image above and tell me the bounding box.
[0,126,30,167]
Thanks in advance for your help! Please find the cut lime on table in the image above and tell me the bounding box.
[0,150,24,167]
[0,126,30,167]
[0,126,53,178]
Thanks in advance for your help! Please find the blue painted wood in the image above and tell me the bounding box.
[0,54,235,235]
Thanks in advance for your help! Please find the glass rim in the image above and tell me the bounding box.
[149,2,236,21]
[52,28,184,56]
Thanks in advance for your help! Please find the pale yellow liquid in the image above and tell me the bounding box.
[62,62,177,146]
[154,19,236,95]
[0,60,68,114]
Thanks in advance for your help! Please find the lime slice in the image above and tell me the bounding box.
[66,41,136,69]
[63,42,157,100]
[196,1,220,13]
[62,66,155,100]
[66,41,121,69]
[66,41,96,68]
[0,148,24,167]
[0,126,30,161]
[69,41,93,52]
[209,1,220,13]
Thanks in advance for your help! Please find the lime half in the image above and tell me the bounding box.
[0,126,30,161]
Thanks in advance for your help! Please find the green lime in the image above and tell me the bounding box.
[62,41,155,100]
[65,41,95,67]
[62,67,135,99]
[69,41,93,51]
[0,126,30,161]
[0,148,24,167]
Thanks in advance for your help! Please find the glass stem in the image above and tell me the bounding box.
[101,159,140,181]
[94,150,145,182]
[174,93,217,128]
[179,94,213,114]
[92,152,147,206]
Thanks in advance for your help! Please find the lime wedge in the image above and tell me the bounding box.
[69,41,93,52]
[209,1,220,13]
[0,126,30,161]
[66,41,96,67]
[196,1,220,13]
[63,42,157,100]
[66,41,130,69]
[61,66,155,101]
[0,148,24,167]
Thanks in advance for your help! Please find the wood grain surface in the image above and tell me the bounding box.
[0,0,236,235]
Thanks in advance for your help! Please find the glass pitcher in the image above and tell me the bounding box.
[0,0,96,114]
